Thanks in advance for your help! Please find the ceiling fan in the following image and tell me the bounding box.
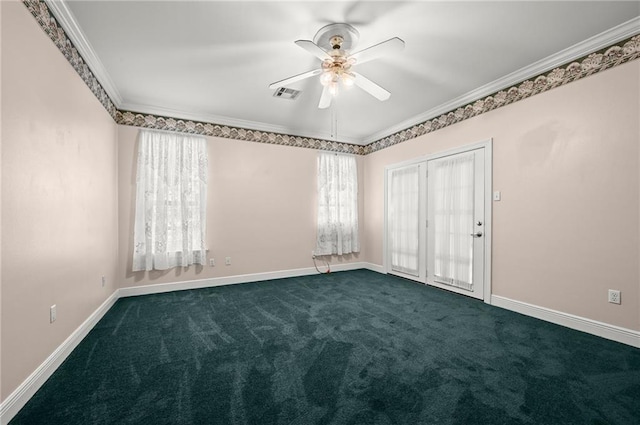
[269,23,405,109]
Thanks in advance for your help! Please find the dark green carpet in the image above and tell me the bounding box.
[11,270,640,424]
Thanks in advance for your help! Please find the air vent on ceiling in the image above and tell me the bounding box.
[273,87,301,100]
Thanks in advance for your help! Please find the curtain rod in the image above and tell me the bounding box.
[318,150,356,158]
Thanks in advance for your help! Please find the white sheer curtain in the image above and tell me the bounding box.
[316,152,359,256]
[433,153,474,290]
[389,165,420,275]
[133,130,208,271]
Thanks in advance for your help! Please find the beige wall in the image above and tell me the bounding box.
[1,2,119,400]
[117,125,365,287]
[365,60,640,331]
[0,0,638,410]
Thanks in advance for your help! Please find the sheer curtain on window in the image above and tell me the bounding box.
[316,152,359,256]
[389,165,420,276]
[432,153,474,290]
[133,130,208,271]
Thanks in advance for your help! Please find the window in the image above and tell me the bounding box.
[316,152,359,255]
[132,130,208,271]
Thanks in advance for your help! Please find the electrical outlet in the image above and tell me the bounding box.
[209,258,215,267]
[225,256,231,266]
[608,289,621,304]
[312,250,316,259]
[101,276,106,287]
[50,305,57,323]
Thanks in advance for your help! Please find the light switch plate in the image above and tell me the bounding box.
[493,191,501,201]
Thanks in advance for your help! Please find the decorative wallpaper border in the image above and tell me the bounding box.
[362,34,640,155]
[23,0,118,121]
[23,0,364,155]
[23,0,639,156]
[114,110,366,155]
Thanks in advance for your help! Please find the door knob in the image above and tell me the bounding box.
[470,232,483,238]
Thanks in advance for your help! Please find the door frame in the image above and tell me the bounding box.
[383,138,493,303]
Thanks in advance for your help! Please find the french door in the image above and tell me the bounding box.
[386,163,426,280]
[385,142,490,301]
[426,148,485,299]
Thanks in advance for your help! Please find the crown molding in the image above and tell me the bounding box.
[45,0,123,106]
[25,1,639,154]
[362,16,640,145]
[43,0,366,145]
[119,102,364,146]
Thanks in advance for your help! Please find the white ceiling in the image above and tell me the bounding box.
[50,1,639,145]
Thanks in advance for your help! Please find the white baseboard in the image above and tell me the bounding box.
[491,295,640,348]
[363,262,385,274]
[118,262,369,298]
[0,291,119,425]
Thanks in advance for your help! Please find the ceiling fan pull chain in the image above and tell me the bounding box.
[330,105,338,141]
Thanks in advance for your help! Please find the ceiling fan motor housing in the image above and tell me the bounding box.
[313,23,359,52]
[330,35,344,50]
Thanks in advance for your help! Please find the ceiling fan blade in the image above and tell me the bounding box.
[268,69,322,90]
[318,86,332,109]
[350,37,405,65]
[353,72,391,101]
[295,40,331,61]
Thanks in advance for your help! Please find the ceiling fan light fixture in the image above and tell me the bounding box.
[320,68,354,95]
[328,81,339,97]
[342,72,356,87]
[320,71,333,86]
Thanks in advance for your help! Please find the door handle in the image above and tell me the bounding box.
[470,232,483,238]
